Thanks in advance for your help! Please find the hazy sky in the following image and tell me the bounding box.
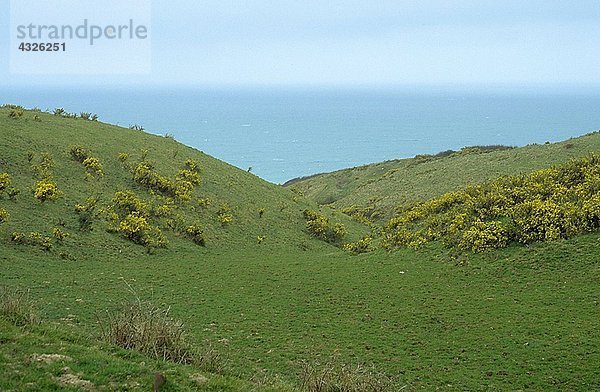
[2,0,600,89]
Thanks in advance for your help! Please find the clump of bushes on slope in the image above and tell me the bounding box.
[10,231,53,251]
[30,152,55,179]
[69,145,104,177]
[217,204,233,226]
[303,209,347,244]
[0,173,12,195]
[33,180,61,202]
[75,197,99,231]
[343,235,374,255]
[8,107,24,119]
[0,173,19,200]
[382,154,600,252]
[132,159,200,202]
[106,190,167,248]
[341,200,384,224]
[28,152,61,202]
[184,221,206,246]
[0,208,9,223]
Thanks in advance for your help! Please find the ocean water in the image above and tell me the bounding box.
[2,87,600,184]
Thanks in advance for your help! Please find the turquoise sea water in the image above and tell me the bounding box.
[2,88,600,183]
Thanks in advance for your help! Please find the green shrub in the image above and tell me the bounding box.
[32,153,55,179]
[184,159,200,173]
[184,222,206,246]
[153,199,176,218]
[177,169,201,186]
[52,227,69,242]
[69,145,90,163]
[197,198,212,209]
[459,220,511,252]
[303,209,347,244]
[118,152,129,163]
[82,157,104,177]
[343,235,373,254]
[118,212,151,244]
[75,197,98,231]
[8,108,24,119]
[0,208,9,223]
[217,204,233,226]
[0,173,11,194]
[11,232,53,251]
[382,154,600,252]
[7,187,20,201]
[112,190,148,217]
[33,181,61,202]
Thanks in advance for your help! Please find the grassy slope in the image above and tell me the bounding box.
[3,234,599,391]
[0,107,362,260]
[0,319,289,391]
[287,133,600,218]
[1,107,599,391]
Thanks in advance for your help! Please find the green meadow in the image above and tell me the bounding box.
[0,106,598,391]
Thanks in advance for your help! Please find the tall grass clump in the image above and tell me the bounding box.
[99,299,225,372]
[300,360,394,392]
[99,301,194,364]
[0,287,39,326]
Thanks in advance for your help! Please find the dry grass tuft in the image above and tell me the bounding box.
[0,287,39,326]
[300,360,395,392]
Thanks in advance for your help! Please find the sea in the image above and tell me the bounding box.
[2,87,600,184]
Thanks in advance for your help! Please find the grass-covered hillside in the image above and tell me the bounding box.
[1,105,599,391]
[0,106,363,262]
[286,132,600,221]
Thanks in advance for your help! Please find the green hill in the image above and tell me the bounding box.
[285,132,600,221]
[0,106,363,262]
[1,106,599,391]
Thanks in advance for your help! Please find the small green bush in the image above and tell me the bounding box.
[8,108,24,119]
[303,209,347,244]
[32,153,55,179]
[112,190,148,217]
[52,227,69,242]
[82,157,104,177]
[117,212,168,248]
[33,181,61,202]
[217,204,233,226]
[197,198,212,209]
[75,197,98,231]
[0,173,11,194]
[11,232,53,251]
[118,152,129,163]
[343,235,373,254]
[69,145,90,163]
[0,208,9,223]
[184,222,206,246]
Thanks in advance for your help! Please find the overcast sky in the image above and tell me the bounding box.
[1,0,600,89]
